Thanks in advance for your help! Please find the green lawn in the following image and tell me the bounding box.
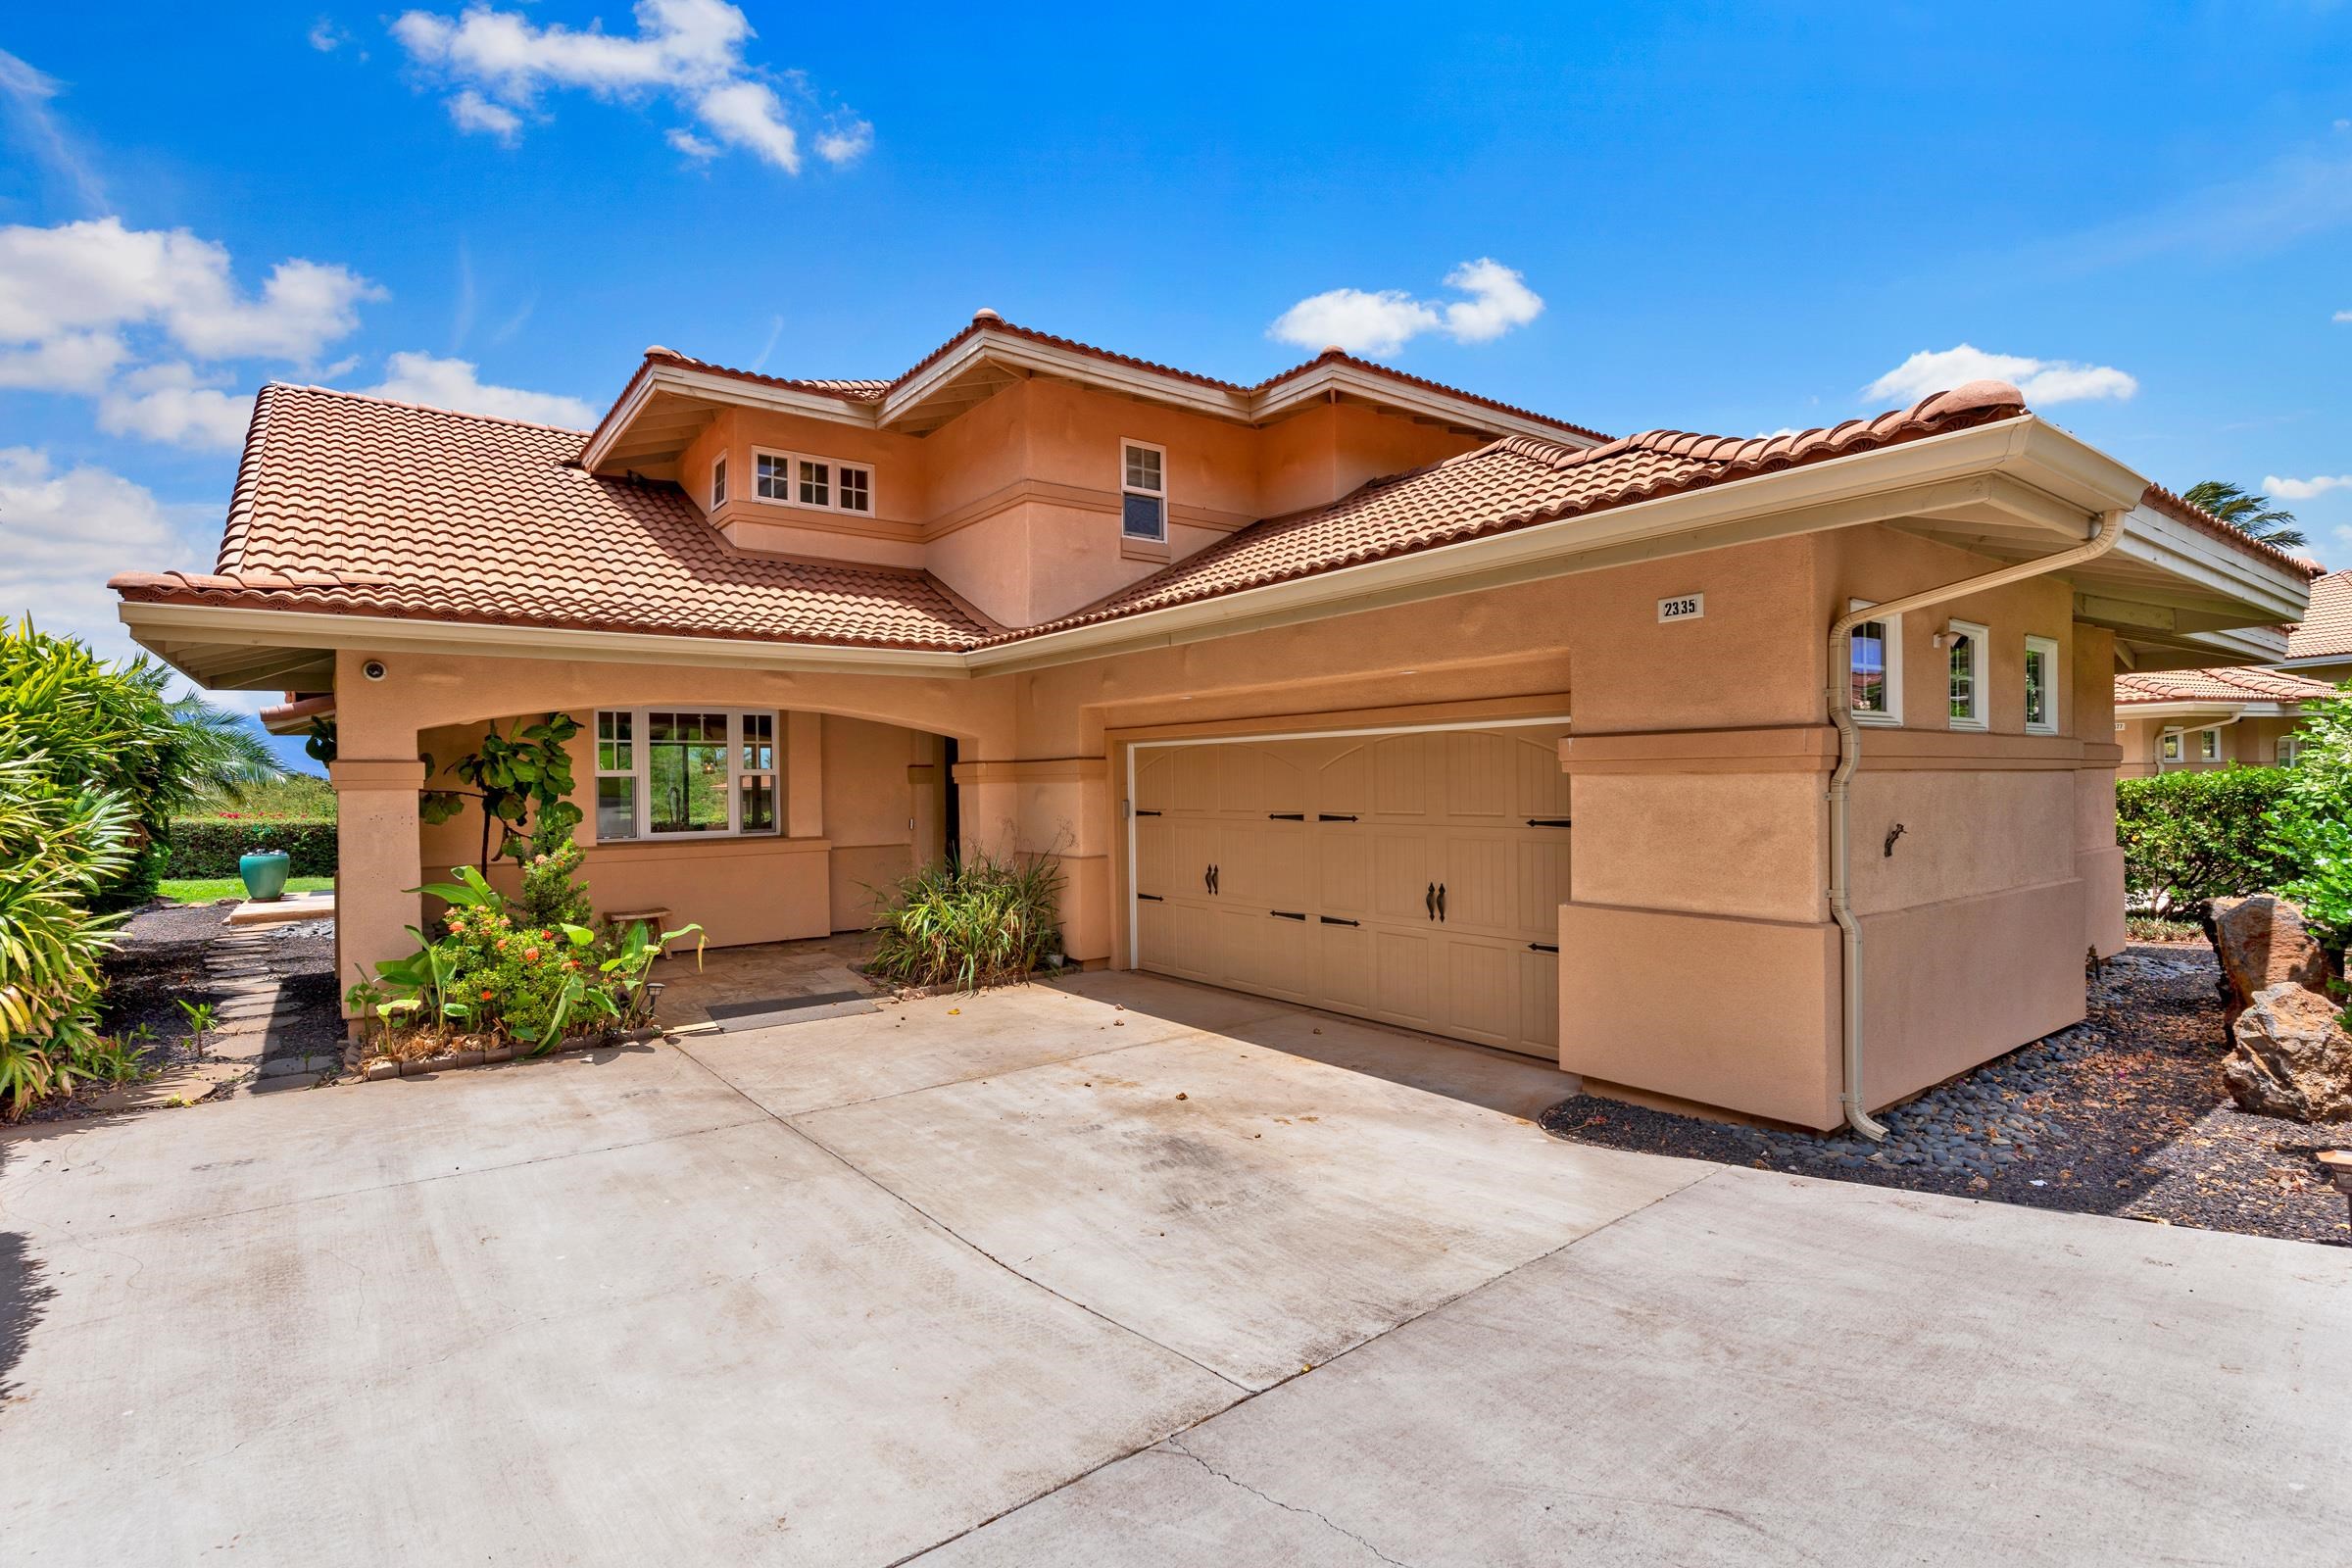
[157,876,335,905]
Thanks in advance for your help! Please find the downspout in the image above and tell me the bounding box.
[1828,507,2127,1140]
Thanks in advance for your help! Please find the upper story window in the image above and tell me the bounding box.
[1848,601,1901,725]
[2023,635,2059,735]
[752,447,875,515]
[1121,440,1166,542]
[1945,620,1987,730]
[594,708,779,842]
[710,454,727,508]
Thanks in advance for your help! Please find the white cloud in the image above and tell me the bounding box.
[0,48,106,213]
[0,447,209,670]
[391,0,858,174]
[362,350,598,427]
[1864,343,2138,407]
[449,87,522,142]
[0,329,125,393]
[96,363,254,450]
[2334,310,2352,323]
[814,114,872,167]
[0,217,379,365]
[309,18,346,52]
[1268,259,1545,358]
[2265,473,2352,502]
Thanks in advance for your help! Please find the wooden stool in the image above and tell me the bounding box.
[601,908,675,956]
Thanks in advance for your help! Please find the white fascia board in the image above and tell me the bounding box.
[116,602,970,681]
[2119,700,2301,721]
[2105,504,2314,625]
[883,330,1255,427]
[1250,361,1601,447]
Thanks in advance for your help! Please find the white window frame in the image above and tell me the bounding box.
[1847,600,1902,726]
[2160,731,2182,764]
[1944,619,1988,731]
[592,707,780,842]
[710,453,728,509]
[2198,728,2220,762]
[2023,634,2060,735]
[749,446,876,516]
[2278,734,2305,766]
[1120,438,1167,542]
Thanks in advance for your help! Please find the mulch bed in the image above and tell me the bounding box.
[1539,941,2352,1249]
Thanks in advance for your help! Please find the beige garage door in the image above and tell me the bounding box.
[1130,722,1571,1058]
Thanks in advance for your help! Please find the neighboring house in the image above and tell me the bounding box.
[2114,667,2338,777]
[110,311,2317,1132]
[2278,567,2352,687]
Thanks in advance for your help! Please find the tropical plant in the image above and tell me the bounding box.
[2271,687,2352,952]
[866,851,1062,992]
[2115,767,2298,916]
[516,834,594,929]
[2182,480,2307,551]
[421,716,584,871]
[174,998,217,1051]
[0,737,138,1117]
[0,620,286,906]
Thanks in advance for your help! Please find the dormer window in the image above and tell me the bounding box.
[752,447,875,515]
[710,454,727,508]
[1121,440,1166,541]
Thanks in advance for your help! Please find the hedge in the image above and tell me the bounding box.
[163,817,338,879]
[2114,767,2296,916]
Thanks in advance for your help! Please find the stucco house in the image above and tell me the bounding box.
[110,311,2317,1133]
[2114,666,2338,776]
[2109,568,2347,776]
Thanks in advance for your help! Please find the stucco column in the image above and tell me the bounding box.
[2072,624,2127,956]
[329,759,426,1018]
[787,710,824,839]
[949,757,1110,961]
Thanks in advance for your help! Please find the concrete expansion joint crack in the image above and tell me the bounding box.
[1159,1436,1417,1568]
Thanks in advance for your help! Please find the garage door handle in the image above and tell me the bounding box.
[1269,909,1306,921]
[1437,883,1446,922]
[1526,817,1572,828]
[1317,813,1357,822]
[1207,864,1219,896]
[1529,942,1558,954]
[1319,915,1359,926]
[1135,808,1162,817]
[1268,812,1304,820]
[1425,883,1437,920]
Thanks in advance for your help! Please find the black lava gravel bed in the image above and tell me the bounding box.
[1539,942,2352,1248]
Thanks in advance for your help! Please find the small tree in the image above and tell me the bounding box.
[420,716,584,872]
[2271,688,2352,952]
[2115,768,2298,915]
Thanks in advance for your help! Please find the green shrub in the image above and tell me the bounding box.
[2115,767,2298,916]
[2272,690,2352,951]
[162,817,338,878]
[867,852,1062,992]
[196,773,335,819]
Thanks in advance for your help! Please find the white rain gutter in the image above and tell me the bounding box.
[2156,712,2244,771]
[1827,507,2127,1140]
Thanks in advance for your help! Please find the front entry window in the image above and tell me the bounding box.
[594,709,782,841]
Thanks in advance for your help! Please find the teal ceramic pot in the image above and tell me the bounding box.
[238,850,292,902]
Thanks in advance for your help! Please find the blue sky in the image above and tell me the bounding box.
[4,2,2350,768]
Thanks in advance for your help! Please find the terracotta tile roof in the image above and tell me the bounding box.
[2137,481,2324,580]
[112,384,993,652]
[2113,667,2338,706]
[992,381,2034,643]
[2287,569,2352,661]
[628,315,1609,443]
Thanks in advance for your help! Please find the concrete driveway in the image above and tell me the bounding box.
[3,972,2346,1565]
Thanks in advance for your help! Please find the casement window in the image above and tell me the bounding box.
[1120,439,1167,542]
[1945,620,1987,730]
[1847,601,1901,724]
[2023,635,2059,735]
[2278,734,2305,766]
[2160,732,2182,763]
[710,454,728,508]
[752,448,876,515]
[593,709,779,841]
[2198,729,2220,762]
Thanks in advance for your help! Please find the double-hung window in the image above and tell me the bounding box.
[1121,440,1167,542]
[751,448,875,514]
[2198,729,2220,762]
[710,454,728,508]
[593,709,780,841]
[1945,620,1987,730]
[2278,734,2305,766]
[2160,732,2182,764]
[2023,634,2059,735]
[1847,601,1901,724]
